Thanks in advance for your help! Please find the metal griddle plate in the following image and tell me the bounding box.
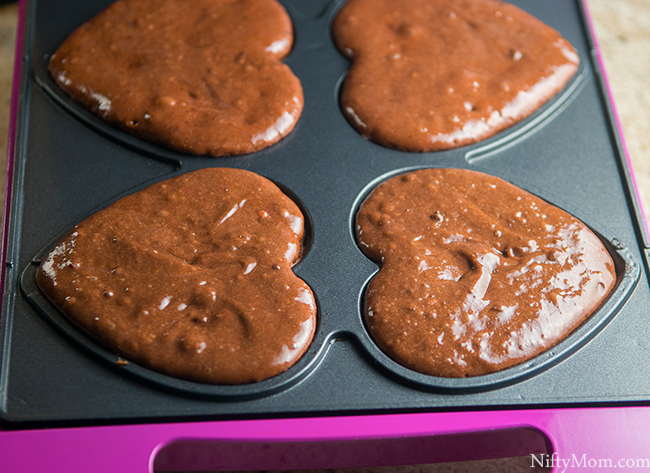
[1,0,649,427]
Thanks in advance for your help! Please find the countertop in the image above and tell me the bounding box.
[0,1,648,472]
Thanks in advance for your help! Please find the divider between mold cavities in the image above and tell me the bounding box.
[347,166,640,393]
[281,0,345,31]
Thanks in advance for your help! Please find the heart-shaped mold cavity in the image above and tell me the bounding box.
[31,168,318,387]
[48,0,303,157]
[332,0,580,152]
[353,168,638,389]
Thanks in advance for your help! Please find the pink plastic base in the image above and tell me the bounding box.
[2,1,650,472]
[3,407,650,472]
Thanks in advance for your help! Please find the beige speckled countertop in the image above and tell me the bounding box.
[0,1,648,472]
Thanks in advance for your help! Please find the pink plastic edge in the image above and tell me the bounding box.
[4,408,650,472]
[1,1,649,472]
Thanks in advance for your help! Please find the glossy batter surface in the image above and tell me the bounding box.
[36,168,316,384]
[333,0,580,152]
[356,169,615,377]
[49,0,303,157]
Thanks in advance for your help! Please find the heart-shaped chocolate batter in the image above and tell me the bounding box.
[36,168,316,384]
[333,0,580,152]
[356,169,615,377]
[49,0,303,156]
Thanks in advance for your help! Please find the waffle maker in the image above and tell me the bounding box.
[3,0,650,471]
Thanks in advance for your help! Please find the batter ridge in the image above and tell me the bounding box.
[356,169,615,377]
[333,0,580,152]
[49,0,303,157]
[36,168,317,384]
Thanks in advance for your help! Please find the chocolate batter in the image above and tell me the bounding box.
[49,0,303,157]
[356,169,615,377]
[36,168,317,384]
[333,0,580,152]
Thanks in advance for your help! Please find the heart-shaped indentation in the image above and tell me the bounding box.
[356,169,615,377]
[333,0,580,152]
[49,0,303,157]
[36,168,317,384]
